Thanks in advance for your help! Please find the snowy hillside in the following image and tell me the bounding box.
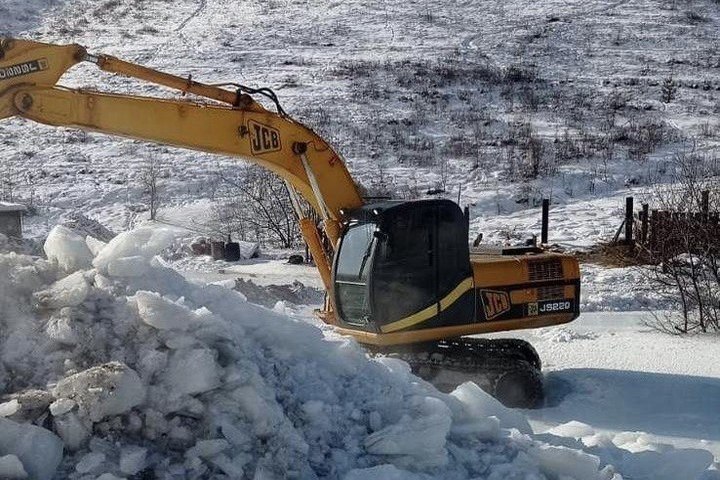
[1,0,718,238]
[2,0,720,478]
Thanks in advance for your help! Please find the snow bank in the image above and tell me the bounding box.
[536,422,716,480]
[0,225,717,479]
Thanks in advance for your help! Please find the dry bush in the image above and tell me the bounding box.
[613,119,678,161]
[642,150,720,333]
[503,122,552,181]
[139,156,162,221]
[211,166,299,248]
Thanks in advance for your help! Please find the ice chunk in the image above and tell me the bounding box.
[85,235,107,257]
[76,451,106,474]
[343,464,424,480]
[138,350,168,380]
[375,357,413,382]
[44,225,94,272]
[163,333,197,349]
[208,453,246,477]
[52,362,146,422]
[185,439,230,459]
[107,256,150,277]
[49,398,76,416]
[369,411,382,432]
[164,348,221,396]
[93,226,178,274]
[220,421,251,448]
[96,474,126,480]
[119,446,146,475]
[549,421,596,439]
[53,411,90,450]
[619,446,714,480]
[450,382,532,434]
[0,455,28,479]
[364,397,451,468]
[0,399,20,417]
[45,315,79,345]
[0,418,63,480]
[134,291,193,331]
[450,415,501,440]
[272,300,286,314]
[529,444,602,480]
[34,271,90,308]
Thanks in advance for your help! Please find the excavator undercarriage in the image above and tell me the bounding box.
[374,338,544,407]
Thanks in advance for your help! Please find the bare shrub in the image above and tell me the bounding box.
[504,63,538,84]
[644,217,720,334]
[661,74,678,103]
[140,156,162,221]
[699,121,716,138]
[504,122,551,180]
[684,10,707,23]
[642,150,720,333]
[211,166,299,248]
[613,119,677,160]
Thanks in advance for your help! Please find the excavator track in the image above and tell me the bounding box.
[374,338,544,408]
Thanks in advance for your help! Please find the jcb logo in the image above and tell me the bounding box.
[248,120,281,154]
[481,290,511,320]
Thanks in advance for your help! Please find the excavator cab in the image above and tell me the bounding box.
[333,199,474,333]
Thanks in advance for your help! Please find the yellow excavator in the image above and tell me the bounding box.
[0,38,580,407]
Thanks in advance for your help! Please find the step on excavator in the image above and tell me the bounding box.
[0,38,580,407]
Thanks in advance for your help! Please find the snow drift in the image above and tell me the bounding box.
[0,225,715,479]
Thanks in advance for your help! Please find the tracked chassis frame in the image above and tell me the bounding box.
[371,338,544,408]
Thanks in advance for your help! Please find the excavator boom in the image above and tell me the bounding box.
[0,37,363,294]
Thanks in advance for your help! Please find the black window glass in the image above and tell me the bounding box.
[335,223,375,326]
[336,223,375,281]
[372,206,436,323]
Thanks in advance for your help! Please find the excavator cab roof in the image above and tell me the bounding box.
[345,198,462,225]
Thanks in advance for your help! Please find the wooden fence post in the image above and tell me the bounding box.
[650,209,658,251]
[625,196,634,246]
[640,203,649,244]
[702,190,710,221]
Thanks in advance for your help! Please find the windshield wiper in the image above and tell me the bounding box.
[357,237,374,280]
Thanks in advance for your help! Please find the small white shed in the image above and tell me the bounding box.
[0,202,26,238]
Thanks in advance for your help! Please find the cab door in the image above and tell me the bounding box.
[371,204,437,327]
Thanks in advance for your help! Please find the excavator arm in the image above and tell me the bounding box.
[0,38,364,295]
[1,39,583,408]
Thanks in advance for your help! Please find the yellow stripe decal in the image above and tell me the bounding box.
[439,277,475,310]
[380,277,474,333]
